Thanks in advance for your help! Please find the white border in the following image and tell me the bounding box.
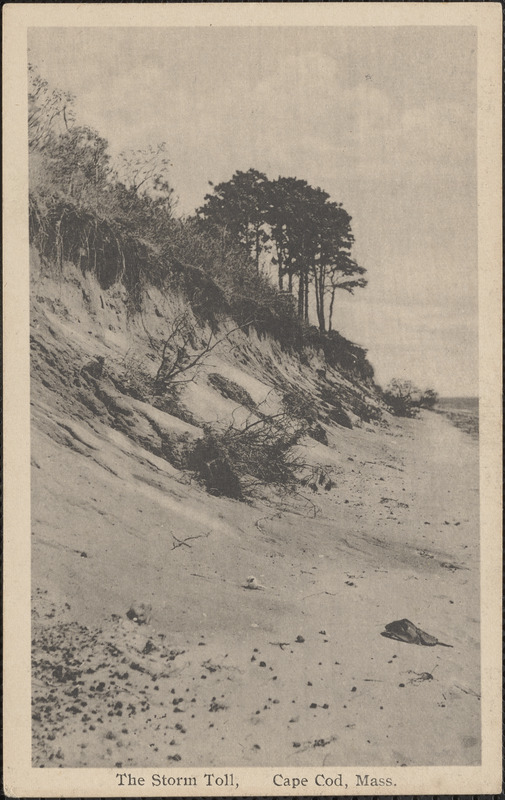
[3,4,502,796]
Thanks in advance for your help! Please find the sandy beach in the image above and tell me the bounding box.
[30,278,480,768]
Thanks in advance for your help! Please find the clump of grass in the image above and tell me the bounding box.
[282,389,319,425]
[282,388,329,443]
[317,385,353,429]
[207,373,258,413]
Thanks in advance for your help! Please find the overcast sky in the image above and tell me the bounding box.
[29,25,478,396]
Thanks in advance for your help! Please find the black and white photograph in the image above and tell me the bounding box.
[3,3,502,797]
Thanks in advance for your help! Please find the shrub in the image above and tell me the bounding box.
[29,193,150,305]
[316,329,375,383]
[186,428,245,499]
[187,413,307,499]
[383,379,420,417]
[418,388,439,409]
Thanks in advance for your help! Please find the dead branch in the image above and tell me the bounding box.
[171,531,210,550]
[302,590,337,600]
[154,319,254,392]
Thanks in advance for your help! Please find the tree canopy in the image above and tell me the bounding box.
[198,169,367,332]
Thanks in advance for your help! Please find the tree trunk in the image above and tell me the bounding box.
[328,288,336,332]
[318,264,326,332]
[312,265,321,328]
[304,270,309,320]
[312,262,326,332]
[255,225,260,274]
[318,304,325,332]
[277,245,284,291]
[316,284,325,332]
[297,271,304,318]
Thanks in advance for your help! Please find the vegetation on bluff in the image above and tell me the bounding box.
[28,65,440,499]
[28,64,372,381]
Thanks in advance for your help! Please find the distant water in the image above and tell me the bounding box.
[435,397,479,438]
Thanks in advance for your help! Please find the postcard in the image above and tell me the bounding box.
[3,3,502,796]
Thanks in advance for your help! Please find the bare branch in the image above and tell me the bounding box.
[154,319,254,393]
[171,531,210,550]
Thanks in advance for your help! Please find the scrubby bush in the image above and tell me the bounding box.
[187,413,307,499]
[151,314,251,397]
[418,388,439,409]
[186,428,245,499]
[180,396,334,500]
[383,379,439,417]
[383,379,420,417]
[317,329,375,383]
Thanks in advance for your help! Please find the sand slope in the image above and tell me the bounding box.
[30,264,480,768]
